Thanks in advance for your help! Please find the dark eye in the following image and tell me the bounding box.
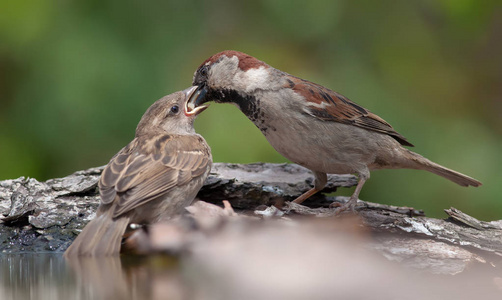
[170,105,180,114]
[200,66,208,77]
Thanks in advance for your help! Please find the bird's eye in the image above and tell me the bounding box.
[200,66,208,77]
[170,105,180,114]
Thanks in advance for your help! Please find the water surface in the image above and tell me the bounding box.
[0,253,187,300]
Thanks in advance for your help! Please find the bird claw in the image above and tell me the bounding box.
[330,198,358,215]
[329,202,342,208]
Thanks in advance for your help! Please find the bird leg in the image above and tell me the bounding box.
[292,187,320,204]
[292,171,327,204]
[333,174,367,214]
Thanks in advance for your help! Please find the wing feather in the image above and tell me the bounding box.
[288,77,414,147]
[98,133,212,218]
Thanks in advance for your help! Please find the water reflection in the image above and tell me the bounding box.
[0,253,187,300]
[1,223,501,300]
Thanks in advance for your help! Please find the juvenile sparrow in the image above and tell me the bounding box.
[64,86,212,257]
[188,50,481,212]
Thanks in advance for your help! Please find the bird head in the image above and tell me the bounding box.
[136,86,208,136]
[187,50,285,113]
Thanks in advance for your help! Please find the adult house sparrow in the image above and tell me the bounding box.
[188,50,481,212]
[64,86,211,257]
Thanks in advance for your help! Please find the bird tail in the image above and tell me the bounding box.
[64,212,130,257]
[404,150,482,187]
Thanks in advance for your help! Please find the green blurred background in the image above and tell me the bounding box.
[1,0,500,219]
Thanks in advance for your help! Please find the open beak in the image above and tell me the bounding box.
[184,85,209,116]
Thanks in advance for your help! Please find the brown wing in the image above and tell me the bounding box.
[98,134,212,218]
[287,76,414,147]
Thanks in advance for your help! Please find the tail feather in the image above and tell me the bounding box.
[64,213,130,257]
[406,150,482,187]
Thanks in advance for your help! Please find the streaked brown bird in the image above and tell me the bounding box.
[188,50,481,213]
[64,86,211,257]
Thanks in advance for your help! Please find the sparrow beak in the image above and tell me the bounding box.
[185,85,209,116]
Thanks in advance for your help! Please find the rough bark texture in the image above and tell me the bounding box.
[1,163,500,278]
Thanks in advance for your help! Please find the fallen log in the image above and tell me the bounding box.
[0,163,500,278]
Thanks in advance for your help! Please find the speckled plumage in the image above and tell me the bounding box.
[64,87,212,257]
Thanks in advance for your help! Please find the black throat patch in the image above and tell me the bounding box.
[210,89,273,133]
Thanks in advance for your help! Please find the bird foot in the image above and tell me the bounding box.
[329,198,358,215]
[329,202,342,208]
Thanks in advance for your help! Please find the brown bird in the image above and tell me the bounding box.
[188,50,481,212]
[64,86,212,257]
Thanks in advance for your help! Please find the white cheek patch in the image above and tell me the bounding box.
[208,56,239,89]
[236,67,270,93]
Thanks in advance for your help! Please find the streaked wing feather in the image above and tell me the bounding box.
[98,134,211,218]
[114,156,152,192]
[99,187,117,204]
[99,150,132,204]
[113,170,179,217]
[177,169,193,185]
[288,77,414,147]
[192,154,212,177]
